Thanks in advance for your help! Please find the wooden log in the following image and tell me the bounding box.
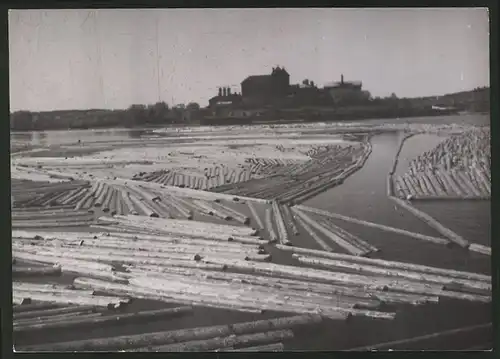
[15,312,104,328]
[163,196,194,219]
[265,208,278,243]
[14,304,97,320]
[113,187,124,215]
[469,243,491,256]
[200,257,489,302]
[455,170,482,197]
[14,306,193,333]
[293,215,332,252]
[75,182,102,210]
[213,201,251,225]
[281,205,299,236]
[229,342,284,352]
[118,188,138,215]
[134,330,293,352]
[276,244,490,282]
[295,205,450,246]
[13,302,65,313]
[292,208,365,256]
[346,323,492,351]
[315,217,378,254]
[192,199,230,220]
[94,183,111,207]
[127,191,158,217]
[128,264,438,305]
[247,201,265,230]
[12,290,130,308]
[13,265,62,277]
[19,314,321,352]
[73,277,264,314]
[272,201,291,245]
[61,186,89,205]
[12,251,129,283]
[389,197,469,248]
[102,188,117,213]
[293,255,490,291]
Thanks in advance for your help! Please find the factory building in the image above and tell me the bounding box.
[324,74,370,105]
[207,68,368,114]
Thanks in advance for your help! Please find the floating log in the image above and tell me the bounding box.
[281,205,299,235]
[13,302,65,313]
[19,314,322,351]
[292,208,365,256]
[247,201,264,230]
[293,215,332,252]
[94,183,111,207]
[119,188,138,215]
[213,201,251,225]
[15,312,103,328]
[272,201,291,245]
[229,342,284,352]
[389,197,469,248]
[15,306,193,333]
[295,205,450,246]
[346,323,492,351]
[12,289,130,308]
[469,243,491,256]
[14,304,97,320]
[12,265,62,277]
[293,255,490,291]
[193,199,230,220]
[135,330,293,352]
[315,217,378,254]
[265,208,278,243]
[276,244,490,282]
[200,257,489,302]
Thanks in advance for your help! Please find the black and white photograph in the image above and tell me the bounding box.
[9,7,491,352]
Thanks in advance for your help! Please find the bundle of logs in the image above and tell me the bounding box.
[131,159,304,191]
[211,142,372,205]
[12,214,490,323]
[16,309,318,352]
[394,129,490,200]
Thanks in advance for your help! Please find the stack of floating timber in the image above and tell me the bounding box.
[12,288,192,335]
[295,205,491,256]
[12,206,97,229]
[131,160,293,191]
[11,179,91,209]
[211,142,372,205]
[394,128,490,200]
[13,224,408,321]
[17,314,321,352]
[291,207,379,256]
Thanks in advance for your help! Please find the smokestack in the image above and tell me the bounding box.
[222,87,227,97]
[341,74,344,84]
[218,87,222,96]
[227,87,232,96]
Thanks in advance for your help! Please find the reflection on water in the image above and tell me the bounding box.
[10,114,489,147]
[10,128,141,147]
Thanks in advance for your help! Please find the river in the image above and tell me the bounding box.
[11,113,491,350]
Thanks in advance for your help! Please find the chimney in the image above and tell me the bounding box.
[341,74,344,84]
[222,87,227,97]
[227,87,232,96]
[218,87,222,96]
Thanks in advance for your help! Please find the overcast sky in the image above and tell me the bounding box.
[9,8,489,112]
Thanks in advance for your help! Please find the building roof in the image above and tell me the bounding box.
[241,75,273,85]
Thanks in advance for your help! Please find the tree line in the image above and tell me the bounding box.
[10,101,202,131]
